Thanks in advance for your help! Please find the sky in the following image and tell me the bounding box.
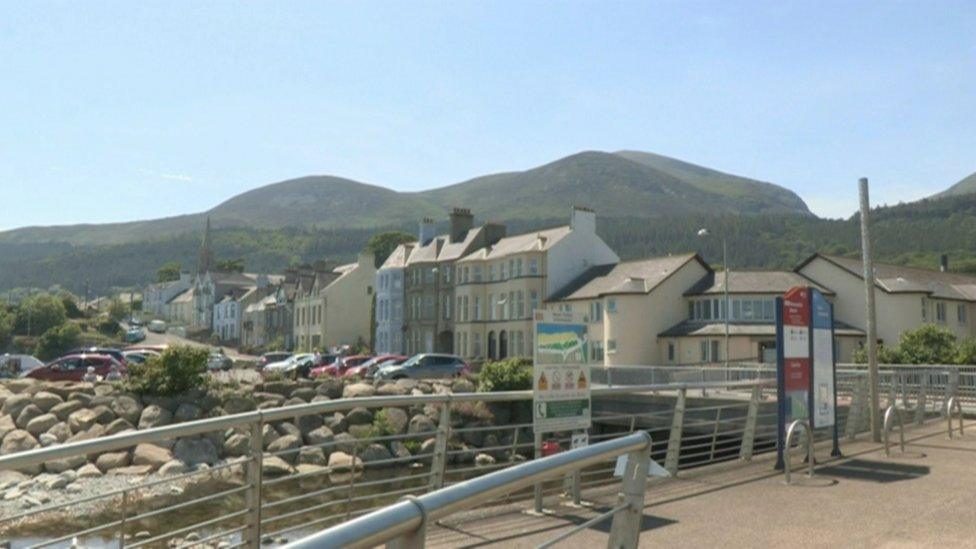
[0,1,974,230]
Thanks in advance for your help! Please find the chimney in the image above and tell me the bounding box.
[483,222,507,247]
[419,218,436,246]
[570,206,596,234]
[940,254,949,273]
[449,208,474,243]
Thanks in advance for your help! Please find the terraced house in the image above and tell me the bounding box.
[453,207,618,361]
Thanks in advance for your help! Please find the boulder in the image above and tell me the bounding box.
[159,460,188,475]
[4,378,37,394]
[452,379,476,393]
[93,384,115,397]
[326,413,347,433]
[174,403,202,422]
[104,418,135,436]
[262,456,294,476]
[110,396,143,424]
[262,381,296,397]
[419,438,438,459]
[376,383,408,396]
[1,394,32,418]
[15,404,43,429]
[298,447,327,466]
[50,400,85,421]
[39,433,58,446]
[1,429,39,455]
[305,426,335,447]
[342,383,375,399]
[311,395,332,403]
[142,395,176,412]
[224,433,251,457]
[91,405,116,424]
[31,391,64,412]
[95,451,132,472]
[379,408,409,434]
[276,422,302,439]
[290,387,316,402]
[67,392,93,406]
[347,425,373,439]
[315,379,343,399]
[333,432,358,454]
[89,395,116,408]
[327,451,363,473]
[68,408,98,434]
[108,465,155,476]
[297,414,324,435]
[25,413,58,436]
[66,423,105,443]
[132,444,174,470]
[261,424,280,450]
[173,437,219,466]
[254,392,285,406]
[77,463,103,478]
[360,443,392,464]
[44,455,86,473]
[222,395,256,414]
[266,435,302,464]
[408,414,437,435]
[284,397,306,407]
[0,414,15,442]
[390,440,412,459]
[46,421,72,442]
[346,407,373,426]
[138,405,172,429]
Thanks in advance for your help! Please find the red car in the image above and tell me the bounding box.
[27,354,125,382]
[310,355,372,378]
[343,354,406,378]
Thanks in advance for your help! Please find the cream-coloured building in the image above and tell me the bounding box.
[453,207,619,361]
[293,252,378,352]
[796,253,976,348]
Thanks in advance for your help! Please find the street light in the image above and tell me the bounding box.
[697,229,730,371]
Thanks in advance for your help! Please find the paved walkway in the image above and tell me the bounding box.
[426,421,976,548]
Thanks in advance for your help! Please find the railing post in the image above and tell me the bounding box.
[385,496,426,549]
[664,388,686,476]
[245,417,264,549]
[607,440,651,549]
[916,373,927,426]
[533,431,544,513]
[429,399,452,491]
[740,385,761,460]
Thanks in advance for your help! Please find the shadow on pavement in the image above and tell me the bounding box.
[817,458,930,483]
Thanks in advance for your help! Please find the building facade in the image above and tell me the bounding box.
[374,242,415,354]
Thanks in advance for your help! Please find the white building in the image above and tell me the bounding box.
[374,242,416,355]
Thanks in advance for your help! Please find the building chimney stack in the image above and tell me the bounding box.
[419,218,436,246]
[449,208,474,243]
[570,205,596,234]
[940,254,949,273]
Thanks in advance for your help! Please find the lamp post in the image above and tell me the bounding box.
[697,229,730,371]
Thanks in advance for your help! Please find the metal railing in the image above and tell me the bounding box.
[284,432,653,549]
[883,405,905,457]
[946,397,964,438]
[783,419,813,485]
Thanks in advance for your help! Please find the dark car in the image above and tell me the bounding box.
[374,354,470,380]
[258,352,293,371]
[27,354,125,382]
[69,347,126,366]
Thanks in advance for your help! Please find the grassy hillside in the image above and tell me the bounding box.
[933,171,976,199]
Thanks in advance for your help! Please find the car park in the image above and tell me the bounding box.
[27,354,125,382]
[263,353,315,378]
[373,353,469,380]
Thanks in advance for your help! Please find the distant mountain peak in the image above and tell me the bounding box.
[933,171,976,199]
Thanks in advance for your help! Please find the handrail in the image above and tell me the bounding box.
[284,431,653,549]
[883,405,905,457]
[0,379,769,473]
[783,419,814,485]
[946,397,964,439]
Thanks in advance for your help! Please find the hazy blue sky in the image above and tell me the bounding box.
[1,1,974,230]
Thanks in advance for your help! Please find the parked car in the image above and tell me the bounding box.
[207,350,234,371]
[374,354,470,380]
[122,350,159,364]
[27,354,125,382]
[124,327,146,343]
[148,320,167,333]
[68,347,126,365]
[346,354,406,378]
[128,318,143,327]
[310,354,372,378]
[364,356,409,379]
[0,354,44,378]
[257,352,293,371]
[124,344,168,354]
[263,353,316,378]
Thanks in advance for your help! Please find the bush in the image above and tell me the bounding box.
[97,318,121,337]
[477,358,533,392]
[108,299,130,323]
[956,339,976,365]
[898,324,957,364]
[15,293,67,336]
[34,322,82,360]
[127,345,209,396]
[852,343,901,364]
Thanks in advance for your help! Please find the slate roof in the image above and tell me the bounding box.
[379,243,416,270]
[798,254,976,301]
[684,270,834,296]
[458,226,571,263]
[550,253,708,301]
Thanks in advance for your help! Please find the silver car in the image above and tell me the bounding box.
[374,354,469,380]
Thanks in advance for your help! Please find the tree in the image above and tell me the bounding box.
[60,293,84,319]
[897,324,957,364]
[365,231,416,267]
[156,261,182,283]
[15,293,67,336]
[955,338,976,365]
[108,299,130,322]
[0,308,13,352]
[216,258,245,273]
[126,345,209,396]
[34,322,82,360]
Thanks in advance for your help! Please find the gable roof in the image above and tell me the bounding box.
[458,226,571,263]
[379,242,416,270]
[797,253,976,301]
[684,269,834,296]
[551,253,709,301]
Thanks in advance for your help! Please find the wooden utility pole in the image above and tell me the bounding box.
[859,177,881,442]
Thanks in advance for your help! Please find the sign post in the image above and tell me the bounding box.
[776,286,839,469]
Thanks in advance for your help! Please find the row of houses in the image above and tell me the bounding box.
[145,209,976,365]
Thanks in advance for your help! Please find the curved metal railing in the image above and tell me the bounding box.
[946,397,964,439]
[783,419,814,485]
[883,405,905,457]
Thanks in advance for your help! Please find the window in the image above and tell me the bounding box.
[530,258,539,275]
[733,300,741,320]
[607,298,617,314]
[695,301,703,320]
[516,258,523,277]
[711,340,720,361]
[443,299,451,320]
[473,296,481,321]
[473,333,482,357]
[530,291,540,314]
[591,340,604,362]
[507,291,514,319]
[936,302,947,323]
[473,266,483,282]
[516,291,525,319]
[700,341,708,362]
[500,262,507,280]
[921,298,928,321]
[457,296,463,321]
[509,260,515,279]
[425,268,435,284]
[688,301,695,319]
[443,267,451,284]
[741,300,753,321]
[489,264,495,281]
[590,302,603,322]
[667,342,675,362]
[607,339,617,354]
[488,294,494,320]
[958,304,967,324]
[703,300,712,320]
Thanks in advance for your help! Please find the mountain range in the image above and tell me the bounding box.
[1,150,975,295]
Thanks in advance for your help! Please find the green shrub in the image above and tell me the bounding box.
[852,343,901,364]
[34,322,82,360]
[97,318,120,336]
[367,410,398,439]
[898,324,957,364]
[127,345,209,396]
[477,357,533,392]
[956,338,976,365]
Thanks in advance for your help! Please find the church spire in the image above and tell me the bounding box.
[198,217,215,274]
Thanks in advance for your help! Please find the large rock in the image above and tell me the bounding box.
[1,394,32,418]
[262,381,296,397]
[297,414,324,435]
[110,396,143,424]
[452,379,476,393]
[104,418,135,436]
[254,392,285,406]
[108,465,154,476]
[346,407,373,426]
[32,391,64,412]
[44,455,86,473]
[0,414,15,442]
[361,443,392,464]
[343,383,375,399]
[347,424,373,439]
[222,395,256,414]
[327,451,363,473]
[26,413,58,436]
[67,392,93,406]
[66,423,105,443]
[266,435,302,464]
[315,379,343,399]
[142,395,176,412]
[46,421,71,442]
[305,426,335,446]
[138,405,173,429]
[174,403,202,422]
[95,451,131,472]
[159,460,188,475]
[290,387,316,402]
[475,453,496,467]
[1,429,39,454]
[326,413,348,433]
[262,456,294,476]
[224,433,251,457]
[298,447,327,466]
[332,433,358,454]
[379,408,408,434]
[408,414,436,435]
[50,400,85,421]
[376,383,408,396]
[132,444,174,470]
[15,404,43,429]
[276,422,302,439]
[77,463,103,478]
[68,408,98,434]
[261,424,280,450]
[390,440,412,460]
[91,405,116,424]
[173,437,219,466]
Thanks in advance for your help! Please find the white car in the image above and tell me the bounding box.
[263,353,315,378]
[0,354,45,378]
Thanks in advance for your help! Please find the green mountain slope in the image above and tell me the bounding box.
[933,172,976,199]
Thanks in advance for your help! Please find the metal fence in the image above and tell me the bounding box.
[0,363,970,548]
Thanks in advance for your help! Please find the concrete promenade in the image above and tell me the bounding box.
[426,421,976,548]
